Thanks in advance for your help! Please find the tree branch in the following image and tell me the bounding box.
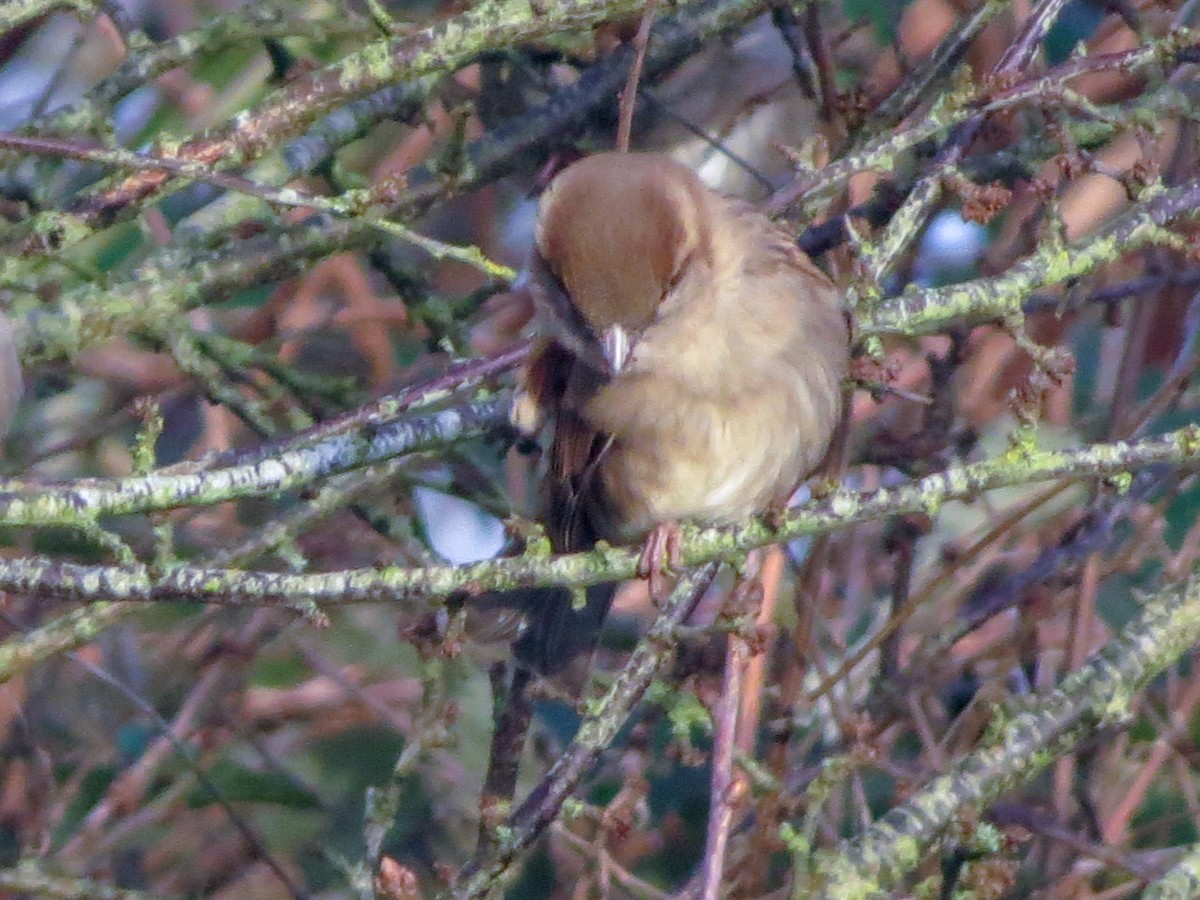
[808,571,1200,896]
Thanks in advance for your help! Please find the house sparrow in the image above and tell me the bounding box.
[511,151,848,678]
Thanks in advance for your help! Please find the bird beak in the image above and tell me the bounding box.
[600,324,632,374]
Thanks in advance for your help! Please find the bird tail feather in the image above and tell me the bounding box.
[513,583,618,687]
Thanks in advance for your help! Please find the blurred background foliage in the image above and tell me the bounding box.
[0,0,1198,897]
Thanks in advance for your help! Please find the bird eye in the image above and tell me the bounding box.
[532,253,595,343]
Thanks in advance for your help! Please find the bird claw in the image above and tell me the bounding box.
[637,522,683,601]
[762,501,790,533]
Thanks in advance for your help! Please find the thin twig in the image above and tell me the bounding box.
[615,0,659,152]
[476,664,534,856]
[700,623,748,900]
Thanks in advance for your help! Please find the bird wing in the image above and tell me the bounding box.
[513,340,617,680]
[524,341,613,553]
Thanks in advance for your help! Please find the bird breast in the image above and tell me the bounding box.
[581,249,845,542]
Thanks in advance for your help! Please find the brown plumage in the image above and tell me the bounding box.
[512,152,848,678]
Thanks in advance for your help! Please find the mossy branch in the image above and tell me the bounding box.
[60,0,662,227]
[1144,842,1200,899]
[25,5,378,136]
[0,398,505,527]
[0,0,93,31]
[862,178,1200,338]
[2,423,1197,682]
[808,572,1200,897]
[0,860,160,900]
[766,28,1198,215]
[11,0,772,365]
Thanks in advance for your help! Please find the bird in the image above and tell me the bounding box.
[509,151,848,681]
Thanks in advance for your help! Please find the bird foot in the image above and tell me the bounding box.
[762,500,790,533]
[637,522,683,601]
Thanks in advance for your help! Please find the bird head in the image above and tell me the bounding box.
[529,153,714,376]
